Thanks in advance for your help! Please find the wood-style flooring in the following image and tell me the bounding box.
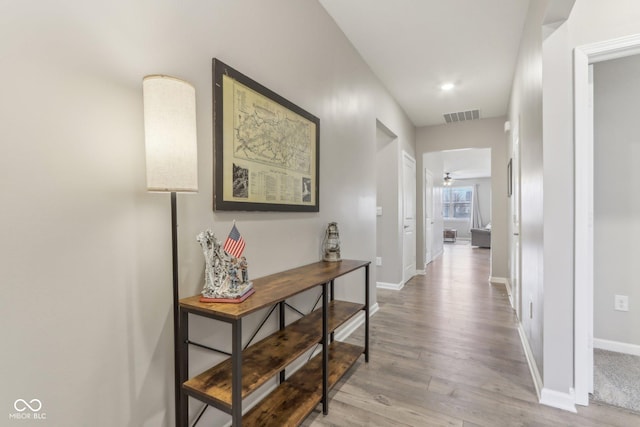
[302,243,640,426]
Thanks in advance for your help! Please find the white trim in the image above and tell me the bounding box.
[579,34,640,63]
[415,269,425,275]
[401,150,417,284]
[594,338,640,356]
[573,33,640,408]
[504,278,513,309]
[540,388,577,413]
[334,302,379,342]
[574,42,595,409]
[489,277,511,309]
[377,281,404,290]
[518,323,543,400]
[522,322,578,414]
[334,311,366,342]
[370,302,380,316]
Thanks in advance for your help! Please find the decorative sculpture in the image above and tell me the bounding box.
[197,227,253,301]
[322,222,341,262]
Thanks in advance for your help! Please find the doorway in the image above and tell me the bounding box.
[574,34,640,406]
[423,148,492,266]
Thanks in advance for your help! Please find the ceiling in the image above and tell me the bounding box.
[319,0,530,127]
[442,148,491,179]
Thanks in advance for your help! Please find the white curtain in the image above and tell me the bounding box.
[470,183,483,229]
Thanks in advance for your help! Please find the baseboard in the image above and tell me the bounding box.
[503,278,514,309]
[416,269,425,275]
[504,277,512,295]
[423,255,440,271]
[540,388,577,413]
[334,302,379,342]
[370,302,380,316]
[517,323,543,400]
[516,323,577,412]
[489,276,508,285]
[377,281,404,290]
[594,338,640,356]
[504,278,512,295]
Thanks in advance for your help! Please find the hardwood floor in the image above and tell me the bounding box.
[302,243,640,426]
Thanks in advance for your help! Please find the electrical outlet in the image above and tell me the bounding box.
[376,206,383,216]
[615,295,629,312]
[376,257,382,266]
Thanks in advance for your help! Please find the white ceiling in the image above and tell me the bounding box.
[442,148,491,179]
[319,0,530,127]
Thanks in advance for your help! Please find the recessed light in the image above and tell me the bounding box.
[440,83,455,91]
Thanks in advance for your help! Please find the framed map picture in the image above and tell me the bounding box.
[212,58,320,212]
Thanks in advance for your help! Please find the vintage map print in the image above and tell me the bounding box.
[213,59,319,211]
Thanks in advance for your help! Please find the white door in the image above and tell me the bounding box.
[402,152,416,284]
[424,169,435,266]
[510,119,522,320]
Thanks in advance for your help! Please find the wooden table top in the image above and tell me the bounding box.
[179,259,370,320]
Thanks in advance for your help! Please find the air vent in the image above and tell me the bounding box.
[443,109,480,124]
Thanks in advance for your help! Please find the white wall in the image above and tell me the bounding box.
[0,1,415,425]
[540,15,577,401]
[376,123,402,284]
[593,54,640,346]
[416,118,508,278]
[510,0,580,402]
[509,0,547,386]
[509,0,640,406]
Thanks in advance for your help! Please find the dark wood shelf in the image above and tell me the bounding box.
[182,301,363,412]
[179,260,369,320]
[177,259,371,426]
[242,341,364,426]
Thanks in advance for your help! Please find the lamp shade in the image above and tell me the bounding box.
[143,75,198,192]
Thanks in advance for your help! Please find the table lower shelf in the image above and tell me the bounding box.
[182,301,364,412]
[242,341,364,426]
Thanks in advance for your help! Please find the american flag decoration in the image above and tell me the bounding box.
[223,223,246,258]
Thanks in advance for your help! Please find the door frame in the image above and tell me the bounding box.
[424,168,434,267]
[574,33,640,406]
[510,118,522,320]
[401,151,417,285]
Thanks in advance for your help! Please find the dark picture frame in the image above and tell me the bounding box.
[507,158,513,197]
[212,58,320,212]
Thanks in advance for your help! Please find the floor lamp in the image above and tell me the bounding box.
[143,75,198,427]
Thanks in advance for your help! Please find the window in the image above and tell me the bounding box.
[442,187,472,219]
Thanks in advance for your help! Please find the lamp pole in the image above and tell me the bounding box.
[171,191,180,427]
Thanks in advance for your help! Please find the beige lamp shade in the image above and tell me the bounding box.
[143,75,198,192]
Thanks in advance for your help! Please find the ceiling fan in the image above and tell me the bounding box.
[443,172,453,186]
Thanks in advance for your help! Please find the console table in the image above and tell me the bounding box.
[177,259,370,426]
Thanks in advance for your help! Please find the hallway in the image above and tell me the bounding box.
[303,245,640,426]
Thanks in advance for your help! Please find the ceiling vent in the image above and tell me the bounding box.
[443,109,480,124]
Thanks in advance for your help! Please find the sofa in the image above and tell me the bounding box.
[470,226,491,248]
